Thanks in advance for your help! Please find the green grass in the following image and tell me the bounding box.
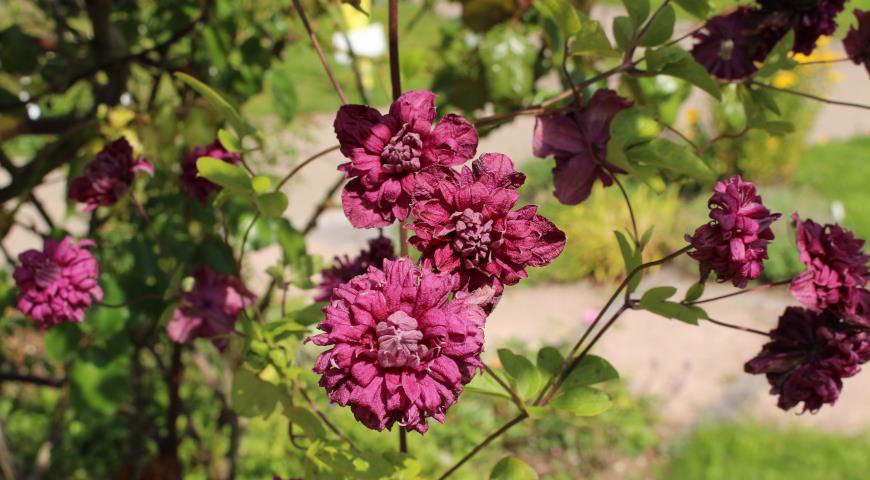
[661,422,870,480]
[795,136,870,242]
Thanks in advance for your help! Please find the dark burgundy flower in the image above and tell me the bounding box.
[533,89,632,205]
[745,307,870,412]
[308,258,491,433]
[408,153,566,294]
[691,7,783,79]
[757,0,847,55]
[167,267,255,350]
[789,214,870,327]
[688,176,781,288]
[314,235,396,302]
[334,90,478,228]
[13,237,103,328]
[180,139,243,204]
[844,9,870,76]
[68,138,153,211]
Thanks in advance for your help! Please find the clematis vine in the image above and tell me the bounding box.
[333,90,478,228]
[13,237,104,328]
[789,214,870,327]
[745,307,870,412]
[408,153,566,295]
[167,267,255,350]
[308,258,490,433]
[688,175,781,288]
[68,137,154,211]
[533,89,632,205]
[180,139,244,204]
[691,7,779,80]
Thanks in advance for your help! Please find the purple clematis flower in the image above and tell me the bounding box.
[688,175,781,288]
[789,214,870,327]
[180,139,243,204]
[533,89,632,205]
[13,237,103,328]
[757,0,847,55]
[68,138,153,212]
[408,153,566,295]
[745,307,870,412]
[308,258,491,433]
[691,7,782,79]
[333,90,478,228]
[314,235,396,302]
[844,9,870,76]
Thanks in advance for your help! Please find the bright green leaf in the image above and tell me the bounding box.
[613,16,634,52]
[536,346,564,377]
[174,72,254,136]
[196,156,251,192]
[562,355,619,388]
[251,175,272,193]
[498,348,541,400]
[550,386,612,416]
[218,128,241,153]
[684,282,705,302]
[622,0,650,29]
[256,191,288,218]
[638,4,675,47]
[231,368,285,418]
[570,16,618,58]
[642,301,708,325]
[285,406,327,439]
[44,323,81,361]
[626,139,716,181]
[490,455,539,480]
[646,46,721,99]
[672,0,710,19]
[639,286,678,307]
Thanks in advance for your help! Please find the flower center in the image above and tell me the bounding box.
[376,311,426,368]
[33,258,62,289]
[719,39,735,61]
[451,209,497,268]
[381,125,423,175]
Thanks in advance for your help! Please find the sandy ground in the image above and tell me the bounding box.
[3,8,870,440]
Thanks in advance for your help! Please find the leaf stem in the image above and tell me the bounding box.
[388,0,402,101]
[436,413,528,480]
[684,279,792,305]
[706,317,769,336]
[275,144,340,191]
[482,362,527,415]
[751,80,870,111]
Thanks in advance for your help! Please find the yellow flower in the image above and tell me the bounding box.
[685,107,699,127]
[766,137,781,150]
[772,71,798,89]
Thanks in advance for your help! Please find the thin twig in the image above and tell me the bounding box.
[0,371,65,388]
[275,145,340,191]
[482,363,527,414]
[437,413,528,480]
[659,121,698,152]
[296,383,358,450]
[684,279,792,305]
[611,174,640,247]
[237,212,260,275]
[706,317,769,336]
[626,0,671,62]
[751,80,870,111]
[302,175,344,235]
[795,57,851,66]
[291,0,349,105]
[698,126,750,155]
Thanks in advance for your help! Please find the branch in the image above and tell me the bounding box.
[683,279,792,305]
[482,363,527,415]
[302,174,344,235]
[706,317,769,336]
[290,0,349,105]
[275,145,340,191]
[751,80,870,111]
[436,414,528,480]
[388,0,402,101]
[0,371,65,388]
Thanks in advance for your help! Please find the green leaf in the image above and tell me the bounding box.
[750,87,781,115]
[684,282,705,302]
[255,191,289,218]
[70,350,127,414]
[570,16,618,58]
[498,349,541,399]
[646,46,721,99]
[622,0,650,29]
[0,27,41,75]
[626,139,716,181]
[174,72,254,137]
[82,274,128,344]
[218,128,241,153]
[550,386,612,416]
[613,16,634,51]
[271,64,300,123]
[672,0,710,19]
[756,31,796,78]
[285,406,326,439]
[479,26,537,105]
[721,84,747,132]
[465,372,512,400]
[251,175,272,194]
[490,456,539,480]
[276,220,316,289]
[759,121,795,136]
[639,286,678,307]
[231,368,286,418]
[196,156,251,192]
[614,230,642,293]
[642,301,708,325]
[640,226,655,250]
[562,355,619,388]
[536,346,565,377]
[535,0,581,36]
[44,323,82,361]
[289,302,327,326]
[638,4,675,47]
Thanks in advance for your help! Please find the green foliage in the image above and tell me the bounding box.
[661,422,870,480]
[490,455,539,479]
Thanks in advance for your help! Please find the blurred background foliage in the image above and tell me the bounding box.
[1,0,869,478]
